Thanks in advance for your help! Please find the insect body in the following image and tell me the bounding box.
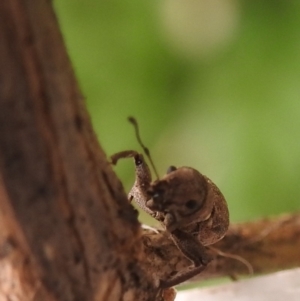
[111,118,229,288]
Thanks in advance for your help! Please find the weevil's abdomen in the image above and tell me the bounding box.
[195,194,229,246]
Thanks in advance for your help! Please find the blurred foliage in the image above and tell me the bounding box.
[54,0,300,223]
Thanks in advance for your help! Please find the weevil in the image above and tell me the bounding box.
[111,117,229,288]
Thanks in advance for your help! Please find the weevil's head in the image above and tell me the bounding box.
[146,166,214,232]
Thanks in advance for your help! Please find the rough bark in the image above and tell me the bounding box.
[0,1,157,300]
[143,213,300,284]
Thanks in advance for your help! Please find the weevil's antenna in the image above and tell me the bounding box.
[128,117,160,180]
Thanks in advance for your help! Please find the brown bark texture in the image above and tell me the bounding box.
[142,213,300,284]
[0,1,157,301]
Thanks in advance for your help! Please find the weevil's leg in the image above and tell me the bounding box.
[158,229,213,289]
[129,153,156,216]
[159,264,207,289]
[110,150,139,165]
[166,166,177,174]
[169,229,212,267]
[110,150,156,216]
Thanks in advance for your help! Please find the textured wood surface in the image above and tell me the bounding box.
[142,213,300,284]
[0,1,157,300]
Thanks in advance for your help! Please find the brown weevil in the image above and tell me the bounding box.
[110,117,229,288]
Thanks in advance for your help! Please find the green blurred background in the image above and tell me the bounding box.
[54,0,300,224]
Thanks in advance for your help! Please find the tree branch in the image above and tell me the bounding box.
[142,213,300,284]
[0,1,157,300]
